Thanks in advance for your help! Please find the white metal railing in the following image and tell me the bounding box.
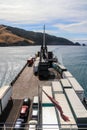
[0,123,87,130]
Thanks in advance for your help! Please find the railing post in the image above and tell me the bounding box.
[4,124,6,130]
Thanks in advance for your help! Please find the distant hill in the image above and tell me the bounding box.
[0,25,80,46]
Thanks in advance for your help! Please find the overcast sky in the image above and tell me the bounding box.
[0,0,87,43]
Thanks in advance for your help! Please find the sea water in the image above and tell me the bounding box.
[54,46,87,97]
[0,46,87,97]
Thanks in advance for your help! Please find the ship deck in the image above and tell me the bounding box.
[0,62,87,130]
[0,63,61,128]
[12,65,61,99]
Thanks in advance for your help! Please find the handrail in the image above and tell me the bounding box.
[0,123,87,129]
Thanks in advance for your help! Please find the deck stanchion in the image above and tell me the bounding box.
[4,124,6,130]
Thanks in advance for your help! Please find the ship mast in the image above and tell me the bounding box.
[43,24,45,49]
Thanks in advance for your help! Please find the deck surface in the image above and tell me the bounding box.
[12,66,38,99]
[12,65,61,99]
[0,63,87,129]
[0,64,61,128]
